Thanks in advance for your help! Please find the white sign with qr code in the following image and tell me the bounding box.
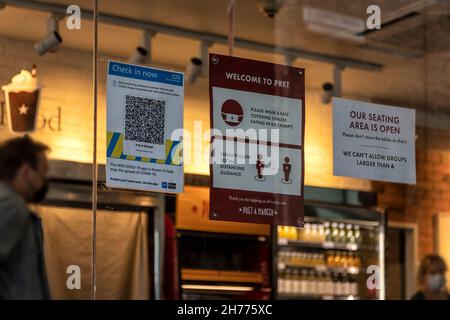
[106,60,184,193]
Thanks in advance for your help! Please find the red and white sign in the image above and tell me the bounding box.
[209,54,305,227]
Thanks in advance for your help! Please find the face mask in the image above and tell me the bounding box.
[427,274,446,292]
[32,180,48,203]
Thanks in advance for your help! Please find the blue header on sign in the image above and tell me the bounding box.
[108,61,183,87]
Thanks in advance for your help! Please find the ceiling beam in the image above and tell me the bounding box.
[2,0,383,71]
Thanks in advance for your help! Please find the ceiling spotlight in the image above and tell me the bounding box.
[34,15,62,56]
[321,82,334,104]
[258,0,284,18]
[321,66,344,104]
[185,57,202,84]
[128,31,154,65]
[282,54,296,66]
[128,46,148,65]
[185,41,211,84]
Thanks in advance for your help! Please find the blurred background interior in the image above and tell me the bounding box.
[0,0,449,300]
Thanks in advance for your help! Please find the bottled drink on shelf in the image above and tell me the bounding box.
[278,270,286,293]
[339,251,345,268]
[334,251,341,267]
[331,222,339,242]
[311,253,318,266]
[293,270,300,294]
[289,252,295,265]
[297,226,305,241]
[303,223,311,242]
[295,252,302,266]
[313,271,320,295]
[336,273,344,296]
[354,225,362,245]
[354,254,361,269]
[310,224,318,242]
[319,253,326,266]
[300,252,307,266]
[326,251,334,267]
[288,252,294,265]
[278,251,285,265]
[346,224,355,244]
[331,272,339,296]
[306,253,314,266]
[338,223,346,243]
[318,224,325,242]
[350,253,357,269]
[324,272,333,295]
[342,273,350,296]
[324,222,331,242]
[281,226,291,239]
[288,226,297,240]
[308,270,317,295]
[286,270,294,294]
[317,272,327,295]
[300,269,308,295]
[345,253,358,270]
[349,275,358,296]
[278,271,284,293]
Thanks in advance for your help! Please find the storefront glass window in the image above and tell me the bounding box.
[0,0,448,301]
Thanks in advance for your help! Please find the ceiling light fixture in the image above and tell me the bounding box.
[185,41,211,84]
[128,30,154,65]
[321,65,344,104]
[34,14,63,55]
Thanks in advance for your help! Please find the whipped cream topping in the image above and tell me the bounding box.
[2,69,40,93]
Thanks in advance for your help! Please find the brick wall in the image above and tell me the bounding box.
[374,127,450,258]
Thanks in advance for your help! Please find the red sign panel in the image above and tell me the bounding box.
[209,54,305,226]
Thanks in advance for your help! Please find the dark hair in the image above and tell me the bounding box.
[0,135,50,181]
[417,254,447,285]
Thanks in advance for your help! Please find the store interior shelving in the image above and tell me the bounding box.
[274,216,383,300]
[177,230,271,300]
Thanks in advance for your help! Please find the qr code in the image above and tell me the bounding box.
[124,95,165,145]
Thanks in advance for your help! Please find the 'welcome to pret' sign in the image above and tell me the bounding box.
[209,54,305,227]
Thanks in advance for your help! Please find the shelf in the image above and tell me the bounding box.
[181,268,263,284]
[278,293,359,300]
[278,238,359,251]
[277,263,360,275]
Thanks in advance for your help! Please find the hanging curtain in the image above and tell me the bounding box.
[37,206,150,300]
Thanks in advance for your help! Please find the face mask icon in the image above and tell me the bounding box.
[221,99,243,127]
[224,112,240,124]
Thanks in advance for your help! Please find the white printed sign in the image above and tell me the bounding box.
[212,145,302,196]
[212,87,302,145]
[333,98,416,184]
[106,61,184,193]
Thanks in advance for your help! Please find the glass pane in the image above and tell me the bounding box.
[1,0,449,301]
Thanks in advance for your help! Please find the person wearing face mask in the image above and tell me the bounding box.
[411,254,449,300]
[0,135,51,300]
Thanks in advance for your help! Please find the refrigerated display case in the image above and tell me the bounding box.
[177,231,272,300]
[273,187,386,300]
[176,183,272,300]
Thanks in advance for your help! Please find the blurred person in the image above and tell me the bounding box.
[411,254,449,300]
[0,135,50,299]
